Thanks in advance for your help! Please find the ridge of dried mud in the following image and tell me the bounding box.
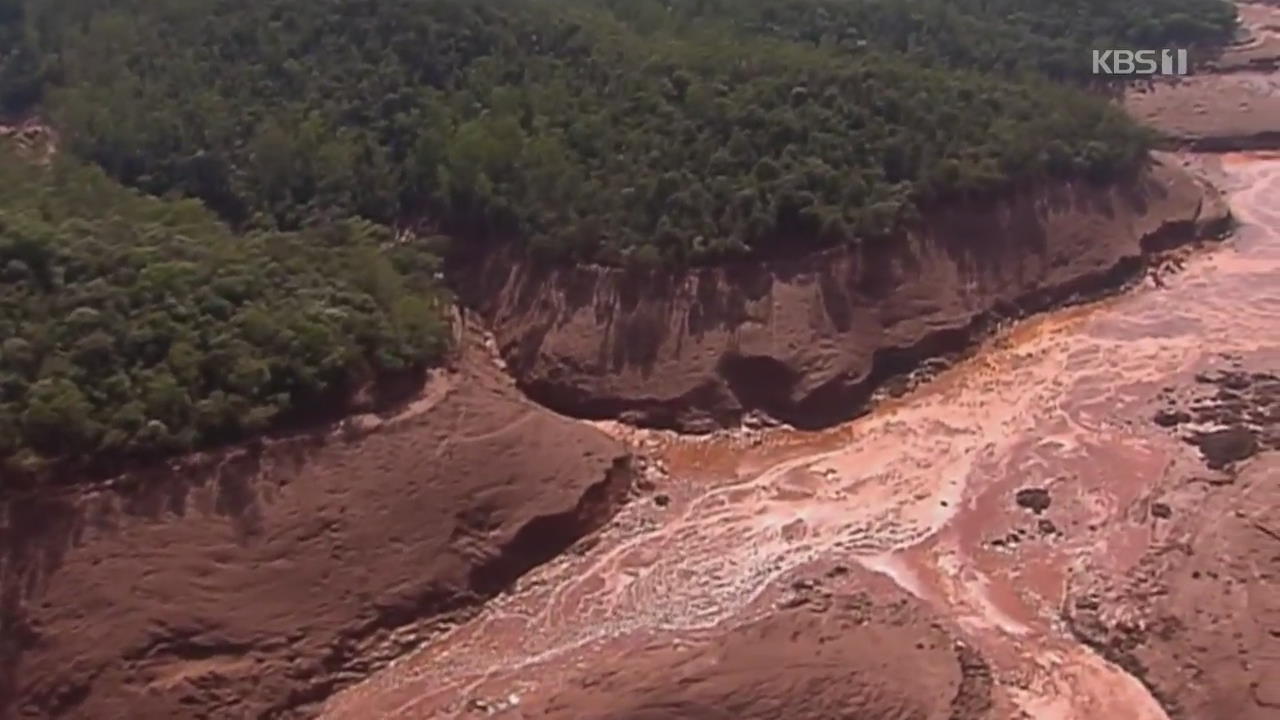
[0,326,633,720]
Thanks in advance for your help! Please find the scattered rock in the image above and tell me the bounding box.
[885,376,912,398]
[1157,367,1280,469]
[1038,519,1058,535]
[1153,409,1192,427]
[1222,372,1253,391]
[1015,488,1052,514]
[742,410,782,430]
[1192,425,1258,469]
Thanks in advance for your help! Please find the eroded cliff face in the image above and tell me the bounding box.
[0,337,632,720]
[470,155,1230,432]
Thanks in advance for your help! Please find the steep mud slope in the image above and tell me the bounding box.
[469,155,1228,432]
[1127,3,1280,150]
[0,336,632,720]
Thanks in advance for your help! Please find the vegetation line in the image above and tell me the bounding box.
[0,0,1237,478]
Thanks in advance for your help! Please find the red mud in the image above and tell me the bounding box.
[0,335,633,720]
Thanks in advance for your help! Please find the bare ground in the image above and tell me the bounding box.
[0,330,632,719]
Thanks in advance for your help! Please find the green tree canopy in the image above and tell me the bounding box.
[0,0,1237,265]
[0,148,448,477]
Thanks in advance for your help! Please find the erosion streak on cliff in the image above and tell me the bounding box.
[469,154,1229,432]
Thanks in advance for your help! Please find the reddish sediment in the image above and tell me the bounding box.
[0,335,632,720]
[465,153,1229,433]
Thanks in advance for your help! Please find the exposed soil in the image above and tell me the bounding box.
[0,328,632,720]
[465,153,1229,433]
[0,120,56,163]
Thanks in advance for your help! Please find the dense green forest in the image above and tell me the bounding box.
[611,0,1239,81]
[0,0,1237,473]
[0,147,448,475]
[0,0,1236,265]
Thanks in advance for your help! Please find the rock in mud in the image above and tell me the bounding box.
[1192,425,1259,469]
[1153,408,1192,427]
[1015,487,1052,514]
[1157,368,1280,469]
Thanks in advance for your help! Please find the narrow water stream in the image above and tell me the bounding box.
[323,154,1280,719]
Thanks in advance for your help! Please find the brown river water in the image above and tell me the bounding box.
[322,154,1280,719]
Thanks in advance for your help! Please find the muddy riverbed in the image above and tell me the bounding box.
[319,155,1280,719]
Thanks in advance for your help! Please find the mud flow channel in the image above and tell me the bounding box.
[323,154,1280,720]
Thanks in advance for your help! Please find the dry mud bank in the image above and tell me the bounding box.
[0,333,632,720]
[468,154,1229,432]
